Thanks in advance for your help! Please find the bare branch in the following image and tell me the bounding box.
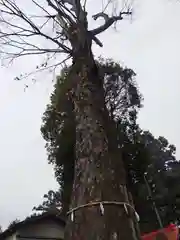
[14,54,71,81]
[90,11,132,36]
[0,0,73,62]
[88,32,103,47]
[93,12,110,22]
[0,48,65,58]
[46,0,74,24]
[58,0,77,19]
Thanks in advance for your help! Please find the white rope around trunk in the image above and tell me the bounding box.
[67,201,140,222]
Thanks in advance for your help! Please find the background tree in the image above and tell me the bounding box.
[7,219,20,229]
[129,131,180,233]
[32,190,62,215]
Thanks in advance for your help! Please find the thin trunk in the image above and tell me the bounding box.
[64,25,140,238]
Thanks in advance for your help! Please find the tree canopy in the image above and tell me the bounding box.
[40,57,142,214]
[39,58,180,234]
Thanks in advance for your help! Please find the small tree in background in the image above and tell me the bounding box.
[32,190,62,215]
[7,219,20,229]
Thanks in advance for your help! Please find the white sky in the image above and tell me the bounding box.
[0,0,180,230]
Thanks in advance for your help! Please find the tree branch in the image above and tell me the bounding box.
[46,0,74,24]
[0,0,133,70]
[88,32,103,47]
[0,0,72,59]
[90,11,132,36]
[14,54,71,81]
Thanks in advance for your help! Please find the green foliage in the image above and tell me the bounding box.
[41,67,75,214]
[130,131,179,233]
[33,190,62,214]
[41,58,142,214]
[40,58,180,234]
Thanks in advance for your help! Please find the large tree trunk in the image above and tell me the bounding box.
[64,28,140,239]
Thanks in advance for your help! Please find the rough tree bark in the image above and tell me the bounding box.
[64,26,140,239]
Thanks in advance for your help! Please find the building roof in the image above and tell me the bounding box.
[0,211,65,240]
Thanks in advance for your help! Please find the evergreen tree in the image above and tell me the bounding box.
[41,59,180,234]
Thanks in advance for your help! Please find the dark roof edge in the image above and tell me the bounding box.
[0,212,65,240]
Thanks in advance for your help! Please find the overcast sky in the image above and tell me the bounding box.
[0,0,180,230]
